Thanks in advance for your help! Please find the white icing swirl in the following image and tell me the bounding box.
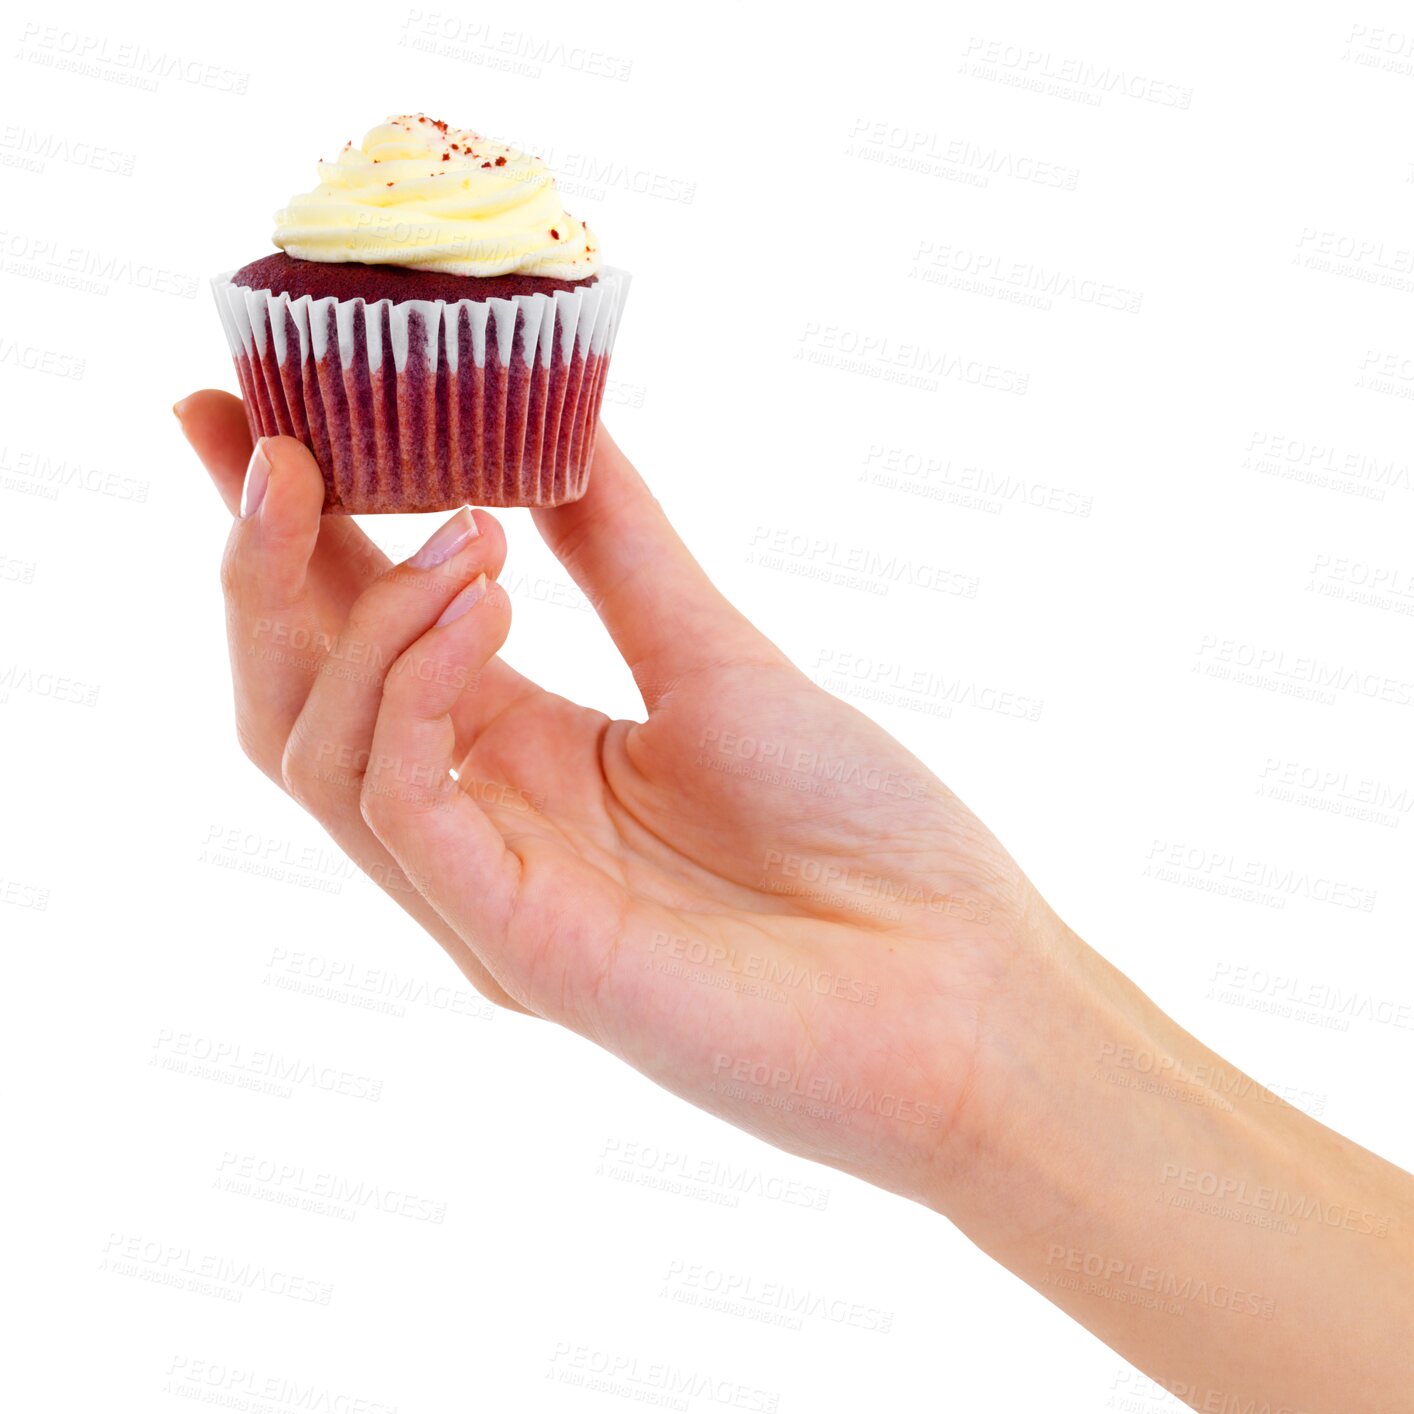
[273,115,600,279]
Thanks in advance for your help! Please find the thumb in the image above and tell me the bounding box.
[531,425,782,709]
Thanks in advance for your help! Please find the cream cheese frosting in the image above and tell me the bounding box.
[273,115,600,279]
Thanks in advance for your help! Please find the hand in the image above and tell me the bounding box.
[175,389,1051,1198]
[178,390,1414,1411]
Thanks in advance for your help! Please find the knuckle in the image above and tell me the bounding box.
[232,715,280,788]
[360,748,452,833]
[218,541,242,598]
[235,721,263,769]
[339,590,388,644]
[385,642,476,712]
[380,651,425,708]
[327,579,414,680]
[279,732,317,803]
[475,984,531,1017]
[358,772,395,833]
[356,564,420,620]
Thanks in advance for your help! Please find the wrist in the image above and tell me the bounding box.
[923,912,1414,1410]
[935,919,1234,1231]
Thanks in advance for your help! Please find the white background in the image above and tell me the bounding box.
[3,2,1413,1410]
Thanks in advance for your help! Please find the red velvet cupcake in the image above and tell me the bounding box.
[212,115,629,513]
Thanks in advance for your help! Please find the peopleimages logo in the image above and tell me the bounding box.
[961,37,1194,108]
[1209,964,1414,1032]
[0,662,101,706]
[397,11,633,81]
[1258,756,1413,819]
[1144,840,1377,912]
[0,124,137,176]
[150,1029,383,1101]
[0,445,149,502]
[598,1137,830,1211]
[911,240,1144,313]
[101,1235,332,1305]
[861,443,1095,517]
[761,851,992,924]
[846,119,1081,190]
[797,322,1029,395]
[1,878,49,910]
[0,230,199,297]
[547,1342,780,1412]
[1194,635,1414,709]
[698,726,931,799]
[1109,1367,1316,1414]
[1044,1246,1275,1319]
[1158,1165,1390,1237]
[649,929,881,1005]
[215,1152,447,1224]
[662,1261,894,1333]
[710,1055,945,1128]
[164,1358,396,1414]
[0,339,84,379]
[747,525,981,599]
[1244,432,1411,496]
[15,23,251,93]
[812,649,1045,722]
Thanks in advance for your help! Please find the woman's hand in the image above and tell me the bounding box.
[178,389,1414,1411]
[175,389,1050,1199]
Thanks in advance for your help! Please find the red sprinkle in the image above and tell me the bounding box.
[494,155,507,166]
[550,228,560,239]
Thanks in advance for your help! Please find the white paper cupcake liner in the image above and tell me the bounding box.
[211,265,629,512]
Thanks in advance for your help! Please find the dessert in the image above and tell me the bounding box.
[212,115,628,512]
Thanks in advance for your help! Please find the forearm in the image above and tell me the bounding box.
[933,921,1414,1413]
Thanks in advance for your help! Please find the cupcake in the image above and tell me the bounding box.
[212,115,629,513]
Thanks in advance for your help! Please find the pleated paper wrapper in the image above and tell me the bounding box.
[212,267,629,513]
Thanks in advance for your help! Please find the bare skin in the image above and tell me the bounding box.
[177,389,1414,1413]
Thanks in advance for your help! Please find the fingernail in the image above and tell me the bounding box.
[240,439,272,519]
[409,507,478,569]
[436,574,488,627]
[172,397,190,421]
